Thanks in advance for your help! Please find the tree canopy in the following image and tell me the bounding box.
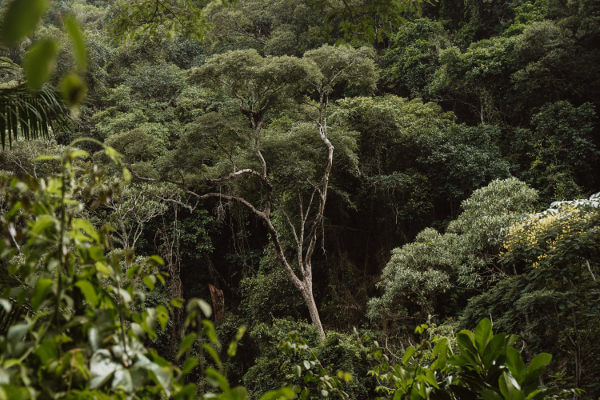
[1,0,599,397]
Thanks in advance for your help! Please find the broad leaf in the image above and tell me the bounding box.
[0,0,49,46]
[63,15,87,71]
[75,280,98,307]
[524,353,551,384]
[505,347,526,384]
[90,349,119,389]
[24,39,59,91]
[30,278,53,310]
[474,318,493,353]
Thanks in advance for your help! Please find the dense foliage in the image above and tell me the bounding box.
[1,0,599,397]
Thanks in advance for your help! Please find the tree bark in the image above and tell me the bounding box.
[301,281,325,339]
[265,218,326,339]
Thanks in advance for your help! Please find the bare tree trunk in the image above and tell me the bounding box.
[266,219,326,339]
[208,284,225,323]
[301,278,325,339]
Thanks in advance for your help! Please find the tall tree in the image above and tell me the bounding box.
[182,45,376,338]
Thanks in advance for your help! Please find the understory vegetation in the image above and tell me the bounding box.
[1,0,599,398]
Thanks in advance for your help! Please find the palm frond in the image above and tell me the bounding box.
[0,57,70,149]
[0,84,70,149]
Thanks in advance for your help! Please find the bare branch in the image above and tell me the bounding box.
[281,208,300,246]
[208,168,265,185]
[157,195,197,213]
[281,207,306,276]
[188,191,266,220]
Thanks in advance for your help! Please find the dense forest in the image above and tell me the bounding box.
[1,0,600,398]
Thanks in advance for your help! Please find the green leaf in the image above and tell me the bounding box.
[122,167,132,183]
[0,0,49,46]
[301,388,310,400]
[499,371,525,400]
[203,320,218,344]
[188,298,212,318]
[182,357,198,374]
[126,264,140,279]
[95,261,113,277]
[31,215,56,235]
[171,297,184,308]
[402,346,416,365]
[415,323,428,334]
[116,287,132,303]
[141,314,158,341]
[112,367,133,392]
[481,389,503,400]
[63,15,87,71]
[455,331,478,365]
[24,39,59,90]
[71,218,100,242]
[432,338,448,369]
[0,299,11,313]
[104,146,122,162]
[203,344,222,368]
[173,383,197,399]
[424,369,439,389]
[148,364,172,395]
[177,333,196,360]
[482,333,506,369]
[258,387,296,400]
[89,326,100,351]
[33,154,61,162]
[524,390,543,399]
[76,280,98,307]
[31,278,53,310]
[474,318,493,353]
[68,149,90,159]
[150,255,165,265]
[525,353,551,383]
[230,386,250,399]
[7,323,28,343]
[235,325,247,341]
[527,352,552,372]
[35,338,58,365]
[130,323,144,338]
[58,72,88,106]
[506,347,526,384]
[155,305,169,330]
[206,367,230,391]
[227,325,247,357]
[143,275,155,291]
[507,334,519,348]
[227,341,238,358]
[338,371,352,382]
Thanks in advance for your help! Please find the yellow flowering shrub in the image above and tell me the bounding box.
[502,193,600,270]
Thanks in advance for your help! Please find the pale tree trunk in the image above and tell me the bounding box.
[301,278,324,339]
[266,218,326,339]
